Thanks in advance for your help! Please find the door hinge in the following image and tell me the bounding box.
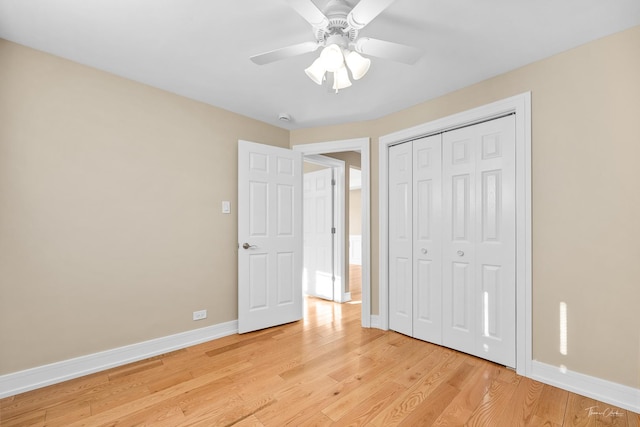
[331,227,336,234]
[331,179,336,186]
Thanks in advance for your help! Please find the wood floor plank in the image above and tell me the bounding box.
[628,411,640,427]
[331,381,407,426]
[223,414,265,427]
[0,373,109,420]
[564,393,599,427]
[252,374,338,425]
[0,408,46,427]
[181,393,274,426]
[465,375,520,426]
[89,379,153,416]
[368,352,463,426]
[431,360,502,426]
[494,376,545,425]
[526,414,564,427]
[392,344,452,388]
[112,403,188,427]
[533,384,570,425]
[400,381,461,426]
[107,359,164,381]
[320,352,420,421]
[147,370,194,393]
[66,361,253,426]
[42,399,92,427]
[2,292,638,426]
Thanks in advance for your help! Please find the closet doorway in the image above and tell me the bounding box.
[378,93,532,375]
[388,115,516,367]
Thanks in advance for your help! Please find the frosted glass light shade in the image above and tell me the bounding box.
[333,65,352,91]
[320,44,344,72]
[304,57,326,85]
[345,50,371,80]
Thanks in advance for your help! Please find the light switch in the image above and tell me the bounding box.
[222,201,231,214]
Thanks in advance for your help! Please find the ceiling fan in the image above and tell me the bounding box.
[250,0,423,92]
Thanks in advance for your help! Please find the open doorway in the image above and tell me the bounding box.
[302,151,362,312]
[294,138,371,328]
[302,156,345,303]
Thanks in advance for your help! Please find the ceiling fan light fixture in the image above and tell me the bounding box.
[319,43,344,72]
[304,57,326,85]
[332,65,352,92]
[253,0,423,93]
[345,50,371,80]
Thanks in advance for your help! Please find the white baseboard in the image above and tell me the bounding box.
[530,360,640,413]
[341,292,351,303]
[0,320,238,399]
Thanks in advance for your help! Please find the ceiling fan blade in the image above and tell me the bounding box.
[250,41,320,65]
[353,37,422,64]
[347,0,396,29]
[284,0,329,29]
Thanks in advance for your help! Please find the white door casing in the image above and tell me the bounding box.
[238,140,303,334]
[303,168,334,300]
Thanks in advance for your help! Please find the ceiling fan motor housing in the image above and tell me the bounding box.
[314,0,359,45]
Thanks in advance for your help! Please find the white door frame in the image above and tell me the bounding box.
[293,138,371,328]
[303,155,347,302]
[378,92,532,376]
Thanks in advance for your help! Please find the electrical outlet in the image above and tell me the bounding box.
[193,309,207,321]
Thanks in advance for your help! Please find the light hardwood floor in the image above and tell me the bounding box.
[1,266,637,426]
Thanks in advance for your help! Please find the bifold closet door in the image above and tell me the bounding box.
[389,135,443,341]
[388,143,413,336]
[412,135,442,343]
[442,115,516,367]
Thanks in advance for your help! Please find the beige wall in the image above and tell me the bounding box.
[292,26,640,388]
[0,40,289,374]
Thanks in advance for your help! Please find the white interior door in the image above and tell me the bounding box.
[238,140,302,334]
[412,135,443,343]
[388,143,413,336]
[303,168,334,300]
[442,115,516,367]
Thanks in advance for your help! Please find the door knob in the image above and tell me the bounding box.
[457,250,464,256]
[421,248,428,254]
[242,243,257,250]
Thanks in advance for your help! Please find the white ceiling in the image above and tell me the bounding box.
[1,0,638,130]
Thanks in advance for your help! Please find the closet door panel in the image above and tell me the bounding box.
[412,135,442,343]
[474,115,516,367]
[442,132,477,355]
[388,143,413,336]
[442,115,516,367]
